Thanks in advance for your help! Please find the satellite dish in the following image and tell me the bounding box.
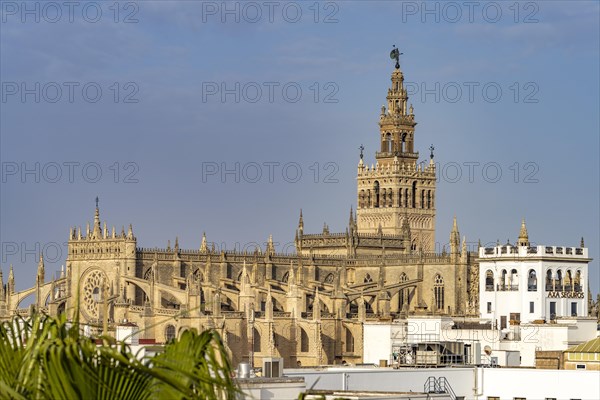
[484,345,492,355]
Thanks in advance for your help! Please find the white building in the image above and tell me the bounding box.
[285,365,600,400]
[479,220,590,327]
[362,314,597,367]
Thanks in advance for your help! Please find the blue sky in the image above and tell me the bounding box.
[1,1,599,297]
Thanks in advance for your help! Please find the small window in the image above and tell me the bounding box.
[165,325,176,342]
[487,302,492,313]
[571,302,577,317]
[576,364,586,370]
[529,302,534,313]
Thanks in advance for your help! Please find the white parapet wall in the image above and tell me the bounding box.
[285,366,600,400]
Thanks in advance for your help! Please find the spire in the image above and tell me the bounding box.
[402,215,412,254]
[93,197,101,239]
[298,209,304,232]
[0,266,4,299]
[37,253,45,284]
[313,287,321,321]
[60,264,65,279]
[450,216,460,257]
[127,224,134,240]
[265,286,273,321]
[174,236,179,253]
[8,264,14,294]
[267,234,275,255]
[517,218,530,247]
[200,232,208,253]
[288,261,296,287]
[240,261,250,292]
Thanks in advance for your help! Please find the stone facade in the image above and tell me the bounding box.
[0,59,478,368]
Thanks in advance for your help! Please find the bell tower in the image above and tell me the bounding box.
[356,47,437,252]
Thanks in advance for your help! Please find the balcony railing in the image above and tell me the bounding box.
[375,151,419,159]
[497,284,519,291]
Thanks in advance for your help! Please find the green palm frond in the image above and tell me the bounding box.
[0,313,239,400]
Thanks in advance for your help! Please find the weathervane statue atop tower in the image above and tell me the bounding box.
[390,45,403,69]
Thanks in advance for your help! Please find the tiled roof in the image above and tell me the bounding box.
[565,337,600,353]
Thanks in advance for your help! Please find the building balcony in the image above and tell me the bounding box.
[375,151,419,159]
[497,284,519,291]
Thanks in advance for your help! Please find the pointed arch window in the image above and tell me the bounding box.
[485,270,494,291]
[345,328,354,353]
[528,270,537,291]
[565,270,573,292]
[374,181,380,208]
[399,273,409,310]
[253,328,261,352]
[546,270,553,291]
[556,270,563,291]
[434,274,444,311]
[364,274,373,283]
[325,273,334,284]
[300,328,309,352]
[165,324,176,342]
[385,132,393,153]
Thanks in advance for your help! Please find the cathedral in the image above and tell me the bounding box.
[0,55,478,368]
